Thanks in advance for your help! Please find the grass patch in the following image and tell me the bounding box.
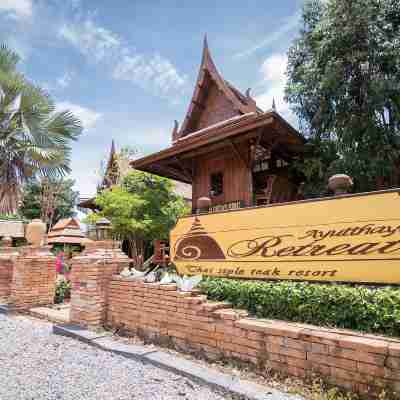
[200,278,400,337]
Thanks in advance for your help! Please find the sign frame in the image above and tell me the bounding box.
[170,189,400,284]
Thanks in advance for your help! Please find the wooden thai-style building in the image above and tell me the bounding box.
[78,140,120,212]
[132,38,305,213]
[79,140,192,213]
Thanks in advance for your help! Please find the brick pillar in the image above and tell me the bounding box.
[70,241,130,327]
[10,246,56,311]
[0,246,19,302]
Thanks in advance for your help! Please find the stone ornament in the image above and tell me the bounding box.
[25,219,47,246]
[328,174,353,195]
[197,196,211,212]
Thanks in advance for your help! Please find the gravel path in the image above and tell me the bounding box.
[0,314,233,400]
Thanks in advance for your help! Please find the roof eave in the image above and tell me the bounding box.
[131,111,304,171]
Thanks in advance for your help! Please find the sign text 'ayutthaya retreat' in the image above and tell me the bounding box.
[171,190,400,283]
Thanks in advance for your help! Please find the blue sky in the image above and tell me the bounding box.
[0,0,305,197]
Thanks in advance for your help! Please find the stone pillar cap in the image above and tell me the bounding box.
[328,174,353,194]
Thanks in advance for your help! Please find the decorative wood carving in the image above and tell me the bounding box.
[172,120,180,142]
[265,175,276,203]
[249,128,264,167]
[178,35,257,138]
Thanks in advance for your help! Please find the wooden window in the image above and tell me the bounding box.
[210,172,223,197]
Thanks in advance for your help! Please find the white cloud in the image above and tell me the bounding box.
[234,12,299,59]
[113,53,187,96]
[42,72,74,92]
[0,0,32,20]
[59,19,121,62]
[56,71,73,88]
[255,53,295,125]
[260,53,288,83]
[69,0,81,8]
[58,17,187,100]
[56,101,102,130]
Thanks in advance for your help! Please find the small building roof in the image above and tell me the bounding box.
[77,196,99,211]
[47,217,88,245]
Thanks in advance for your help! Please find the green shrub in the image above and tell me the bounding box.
[200,278,400,337]
[0,214,25,221]
[54,279,71,304]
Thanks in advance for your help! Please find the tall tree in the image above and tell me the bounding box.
[285,0,400,193]
[0,45,82,214]
[87,171,188,266]
[19,178,79,228]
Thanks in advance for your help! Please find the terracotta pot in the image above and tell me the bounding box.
[328,174,353,195]
[25,219,47,246]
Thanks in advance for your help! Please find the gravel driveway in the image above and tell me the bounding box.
[0,314,233,400]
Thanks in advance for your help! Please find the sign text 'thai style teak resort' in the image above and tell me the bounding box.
[132,37,400,284]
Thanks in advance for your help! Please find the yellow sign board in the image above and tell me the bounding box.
[170,190,400,284]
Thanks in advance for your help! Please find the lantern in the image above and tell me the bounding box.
[95,218,112,241]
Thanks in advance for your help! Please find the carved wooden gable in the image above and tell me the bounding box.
[187,77,240,133]
[100,140,120,190]
[173,36,257,141]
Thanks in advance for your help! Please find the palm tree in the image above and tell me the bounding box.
[0,45,82,214]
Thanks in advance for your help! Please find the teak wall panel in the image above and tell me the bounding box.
[192,147,252,209]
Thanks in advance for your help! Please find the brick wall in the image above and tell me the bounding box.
[105,278,400,398]
[0,247,18,300]
[70,241,130,327]
[10,246,56,310]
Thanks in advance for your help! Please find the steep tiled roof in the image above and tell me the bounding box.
[175,36,258,140]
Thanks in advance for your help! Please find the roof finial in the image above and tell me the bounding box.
[201,33,211,66]
[111,139,116,154]
[203,33,209,50]
[172,120,180,142]
[272,97,277,112]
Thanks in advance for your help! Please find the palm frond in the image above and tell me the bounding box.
[45,110,82,141]
[0,45,20,74]
[0,45,83,212]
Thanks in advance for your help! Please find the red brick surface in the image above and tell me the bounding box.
[10,246,56,310]
[4,238,397,400]
[0,247,18,299]
[70,242,130,327]
[99,278,400,399]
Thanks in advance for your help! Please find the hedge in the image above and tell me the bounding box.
[199,278,400,337]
